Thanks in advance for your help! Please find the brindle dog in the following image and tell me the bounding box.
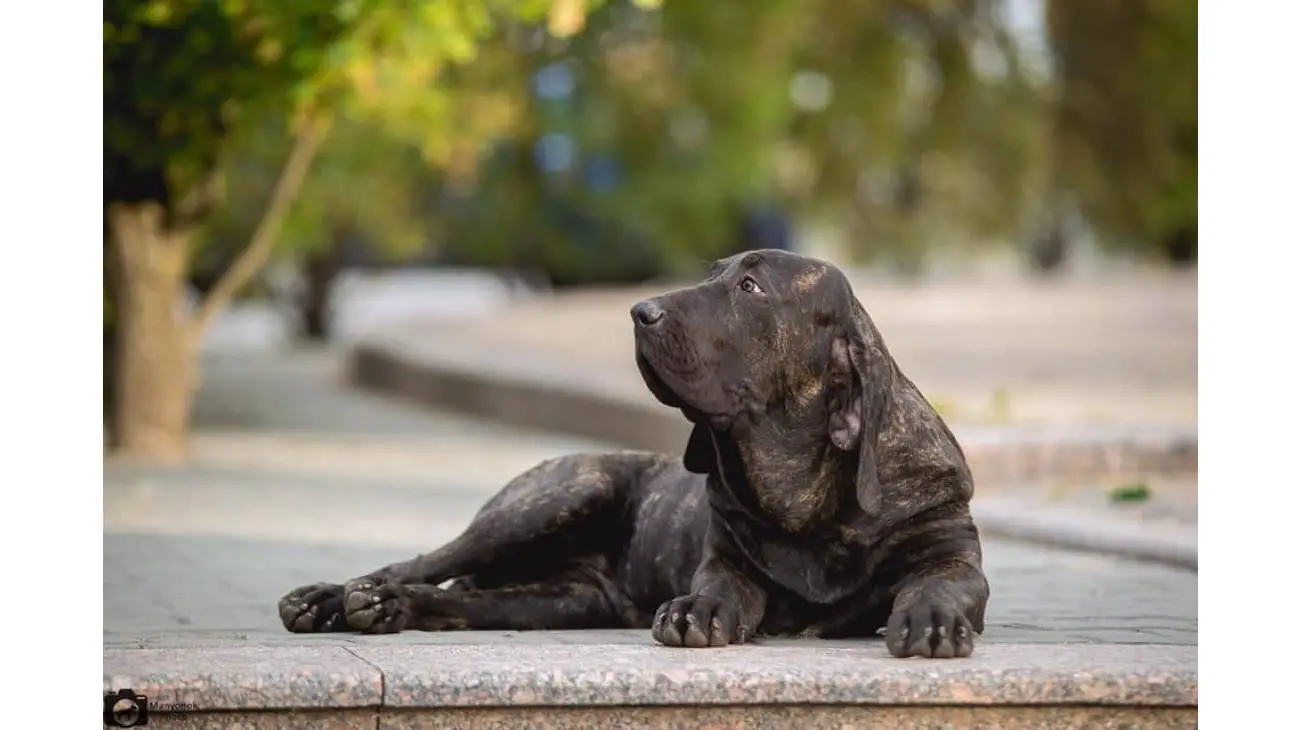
[278,250,990,658]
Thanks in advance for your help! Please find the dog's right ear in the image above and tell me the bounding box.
[683,423,716,474]
[827,328,888,517]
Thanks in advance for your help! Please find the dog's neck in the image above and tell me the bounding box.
[706,404,858,535]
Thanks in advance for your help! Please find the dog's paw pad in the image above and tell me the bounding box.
[278,583,346,633]
[343,578,408,633]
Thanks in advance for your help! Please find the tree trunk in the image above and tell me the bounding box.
[104,117,323,463]
[106,202,195,462]
[299,242,340,341]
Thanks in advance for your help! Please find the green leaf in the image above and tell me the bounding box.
[1108,483,1151,504]
[140,0,175,25]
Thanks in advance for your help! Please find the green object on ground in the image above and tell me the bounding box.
[1109,483,1151,503]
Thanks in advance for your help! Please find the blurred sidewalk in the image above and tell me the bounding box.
[107,345,611,550]
[362,267,1197,429]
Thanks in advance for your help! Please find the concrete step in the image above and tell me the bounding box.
[350,338,1198,488]
[104,639,1196,729]
[974,495,1196,569]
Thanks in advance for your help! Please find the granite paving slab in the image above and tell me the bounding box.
[139,709,377,730]
[351,642,1196,708]
[375,704,1196,730]
[104,643,1195,712]
[102,646,383,710]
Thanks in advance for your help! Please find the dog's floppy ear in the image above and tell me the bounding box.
[683,423,716,474]
[827,323,889,516]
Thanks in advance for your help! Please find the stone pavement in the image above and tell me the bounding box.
[104,346,1196,726]
[104,531,1197,650]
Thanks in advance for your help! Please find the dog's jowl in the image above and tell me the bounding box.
[279,250,989,658]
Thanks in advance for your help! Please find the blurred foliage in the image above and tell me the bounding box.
[1046,0,1197,259]
[778,0,1055,270]
[105,0,613,269]
[1108,482,1152,504]
[198,113,434,276]
[405,0,1062,278]
[110,0,1198,296]
[425,0,1194,278]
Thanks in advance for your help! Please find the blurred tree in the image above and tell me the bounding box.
[1045,0,1197,263]
[196,113,440,339]
[104,0,604,461]
[437,0,837,280]
[409,0,1195,281]
[435,0,1055,279]
[777,0,1052,271]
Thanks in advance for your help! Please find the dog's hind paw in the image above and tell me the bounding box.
[343,577,411,634]
[278,583,348,633]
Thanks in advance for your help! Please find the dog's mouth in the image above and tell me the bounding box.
[635,348,728,429]
[636,350,685,410]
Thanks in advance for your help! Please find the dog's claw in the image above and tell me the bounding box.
[886,601,977,659]
[651,595,744,649]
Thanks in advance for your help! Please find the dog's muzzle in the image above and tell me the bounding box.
[631,299,666,328]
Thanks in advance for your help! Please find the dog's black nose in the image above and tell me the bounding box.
[632,299,666,327]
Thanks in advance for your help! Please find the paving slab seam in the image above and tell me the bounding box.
[342,645,389,727]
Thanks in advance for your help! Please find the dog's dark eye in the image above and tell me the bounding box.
[739,276,764,294]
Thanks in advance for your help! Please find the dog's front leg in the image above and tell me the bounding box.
[885,555,989,658]
[651,553,767,648]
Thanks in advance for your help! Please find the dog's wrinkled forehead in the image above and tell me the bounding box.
[702,248,852,314]
[705,249,841,296]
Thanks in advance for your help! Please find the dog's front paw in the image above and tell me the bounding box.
[278,583,348,633]
[343,576,410,634]
[885,599,976,658]
[651,594,749,648]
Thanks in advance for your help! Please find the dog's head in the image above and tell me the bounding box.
[632,249,911,525]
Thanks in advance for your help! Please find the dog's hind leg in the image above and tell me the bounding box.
[343,565,635,634]
[279,453,657,634]
[375,454,647,585]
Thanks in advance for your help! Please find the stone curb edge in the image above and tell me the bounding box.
[350,341,1197,566]
[348,340,1196,483]
[104,643,1197,713]
[972,498,1197,570]
[351,342,1197,483]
